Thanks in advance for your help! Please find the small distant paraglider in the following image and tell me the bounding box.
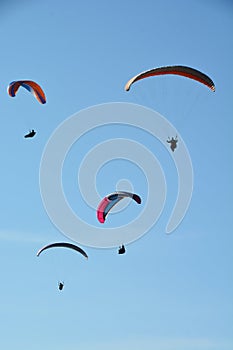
[37,242,88,290]
[97,191,141,223]
[167,136,178,152]
[8,80,46,104]
[8,80,46,138]
[24,129,36,138]
[125,65,215,92]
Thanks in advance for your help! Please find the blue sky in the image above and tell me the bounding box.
[0,1,232,349]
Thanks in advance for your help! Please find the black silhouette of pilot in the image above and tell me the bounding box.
[24,129,36,138]
[118,245,126,255]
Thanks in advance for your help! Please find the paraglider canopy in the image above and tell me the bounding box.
[97,191,141,223]
[125,65,215,92]
[36,242,88,259]
[8,80,46,104]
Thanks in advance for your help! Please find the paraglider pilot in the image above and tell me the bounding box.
[167,136,178,152]
[58,282,64,291]
[118,245,126,255]
[24,129,36,138]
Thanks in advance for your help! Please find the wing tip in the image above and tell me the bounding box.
[133,194,141,204]
[97,213,105,224]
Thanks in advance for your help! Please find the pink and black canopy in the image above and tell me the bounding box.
[97,191,141,224]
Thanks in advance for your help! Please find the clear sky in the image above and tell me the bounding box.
[0,1,232,349]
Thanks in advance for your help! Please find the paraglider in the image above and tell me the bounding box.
[124,65,215,92]
[167,136,178,152]
[8,80,46,104]
[24,129,36,138]
[118,245,126,255]
[97,191,141,223]
[37,243,87,292]
[36,242,88,259]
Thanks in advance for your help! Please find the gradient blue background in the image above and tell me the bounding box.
[0,1,232,349]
